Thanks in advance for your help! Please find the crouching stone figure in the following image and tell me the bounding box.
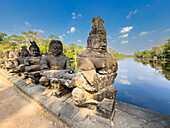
[72,17,118,119]
[40,40,75,97]
[11,46,29,73]
[24,41,42,84]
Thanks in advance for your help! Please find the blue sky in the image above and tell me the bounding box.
[0,0,170,55]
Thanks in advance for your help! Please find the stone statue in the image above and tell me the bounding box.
[12,46,29,73]
[72,17,118,119]
[0,53,4,68]
[2,51,10,69]
[40,40,75,97]
[40,40,71,70]
[7,49,20,70]
[24,41,42,84]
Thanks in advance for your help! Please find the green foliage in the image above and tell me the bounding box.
[134,38,170,61]
[48,34,58,40]
[0,33,7,42]
[108,48,130,59]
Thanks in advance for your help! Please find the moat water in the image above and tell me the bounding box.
[114,58,170,115]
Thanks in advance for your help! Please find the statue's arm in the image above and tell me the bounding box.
[24,57,30,66]
[40,56,49,70]
[66,57,72,70]
[13,58,19,67]
[79,57,97,85]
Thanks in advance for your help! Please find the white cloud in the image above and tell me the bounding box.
[77,14,82,17]
[148,40,154,42]
[67,27,76,34]
[59,36,64,41]
[72,12,82,19]
[70,27,76,33]
[139,31,148,36]
[119,75,127,79]
[62,34,65,36]
[137,76,145,80]
[127,9,138,19]
[107,35,112,39]
[146,4,150,7]
[119,33,128,38]
[25,21,31,26]
[120,69,128,73]
[164,28,170,32]
[120,40,128,44]
[77,40,82,42]
[120,26,133,33]
[72,12,76,15]
[33,29,44,33]
[112,40,116,43]
[119,79,131,85]
[132,36,136,39]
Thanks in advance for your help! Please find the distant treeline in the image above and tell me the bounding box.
[0,31,129,69]
[134,38,170,62]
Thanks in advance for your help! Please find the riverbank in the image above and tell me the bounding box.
[0,69,169,128]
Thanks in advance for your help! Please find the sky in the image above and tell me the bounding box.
[0,0,170,55]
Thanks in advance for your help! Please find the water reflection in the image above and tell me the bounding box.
[135,59,170,80]
[114,58,170,115]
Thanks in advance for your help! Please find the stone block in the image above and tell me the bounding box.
[105,85,117,99]
[59,102,80,126]
[97,98,115,118]
[82,115,110,128]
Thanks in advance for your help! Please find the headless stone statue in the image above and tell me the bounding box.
[40,40,74,97]
[72,17,118,119]
[12,46,29,73]
[2,51,10,69]
[0,53,4,68]
[7,49,21,71]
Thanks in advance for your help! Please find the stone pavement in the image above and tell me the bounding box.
[0,69,170,128]
[0,71,67,128]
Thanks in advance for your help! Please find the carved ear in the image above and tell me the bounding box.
[92,18,95,23]
[102,19,104,23]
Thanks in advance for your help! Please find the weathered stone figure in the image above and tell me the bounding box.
[40,40,71,70]
[2,51,10,69]
[0,53,4,68]
[24,41,42,84]
[24,41,41,72]
[12,46,29,73]
[7,49,21,71]
[40,40,74,97]
[72,17,118,119]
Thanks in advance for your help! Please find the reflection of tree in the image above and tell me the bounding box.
[135,59,170,81]
[161,62,170,80]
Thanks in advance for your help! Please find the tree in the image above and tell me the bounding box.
[48,34,58,40]
[22,31,38,43]
[0,33,7,42]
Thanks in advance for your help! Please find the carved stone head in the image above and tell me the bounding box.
[29,41,40,57]
[21,46,29,57]
[87,17,107,53]
[48,40,63,56]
